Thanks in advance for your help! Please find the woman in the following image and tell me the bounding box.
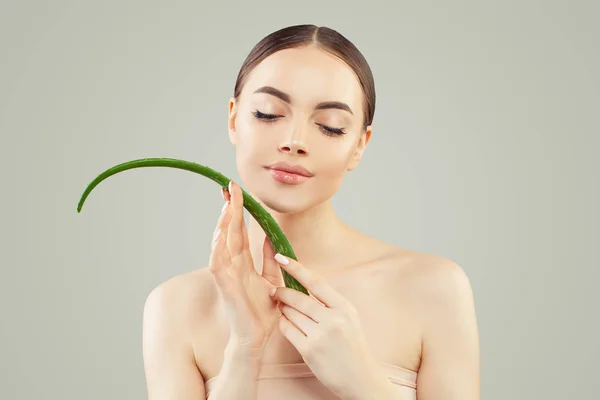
[142,24,480,400]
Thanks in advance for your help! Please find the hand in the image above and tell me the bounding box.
[269,254,383,399]
[208,181,284,357]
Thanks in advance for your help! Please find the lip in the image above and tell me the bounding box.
[265,162,313,177]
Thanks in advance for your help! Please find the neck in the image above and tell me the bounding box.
[247,197,353,273]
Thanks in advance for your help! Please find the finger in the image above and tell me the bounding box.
[280,304,318,335]
[226,181,245,258]
[274,254,348,310]
[273,286,326,323]
[208,204,233,281]
[208,227,228,285]
[279,314,308,353]
[261,236,284,287]
[210,201,232,256]
[233,182,250,252]
[240,208,250,256]
[221,186,231,202]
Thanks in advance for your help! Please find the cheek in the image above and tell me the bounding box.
[313,140,356,175]
[234,118,271,160]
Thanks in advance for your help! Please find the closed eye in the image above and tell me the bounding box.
[252,110,279,121]
[252,110,346,136]
[317,124,346,136]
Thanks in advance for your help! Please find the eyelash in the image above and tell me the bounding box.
[251,110,346,136]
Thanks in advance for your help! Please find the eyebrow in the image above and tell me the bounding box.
[253,85,354,115]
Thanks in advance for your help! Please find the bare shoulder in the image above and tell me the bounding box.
[388,246,475,306]
[143,268,218,338]
[144,268,216,317]
[397,249,471,291]
[384,251,480,397]
[142,268,220,387]
[352,230,474,301]
[392,248,479,350]
[368,240,476,318]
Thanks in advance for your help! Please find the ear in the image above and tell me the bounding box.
[228,96,238,145]
[347,125,372,171]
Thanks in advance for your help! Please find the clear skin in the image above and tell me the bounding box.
[142,45,480,400]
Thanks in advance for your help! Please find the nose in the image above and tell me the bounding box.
[279,126,309,155]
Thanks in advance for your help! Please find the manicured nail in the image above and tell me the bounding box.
[274,253,289,265]
[228,180,234,194]
[213,228,221,241]
[269,287,277,296]
[221,202,228,214]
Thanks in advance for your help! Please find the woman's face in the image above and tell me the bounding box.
[228,45,372,214]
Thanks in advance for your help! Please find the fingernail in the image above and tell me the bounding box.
[213,228,221,241]
[274,253,289,265]
[269,287,277,296]
[228,180,234,194]
[221,202,228,214]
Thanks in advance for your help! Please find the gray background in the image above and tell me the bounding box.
[1,1,598,399]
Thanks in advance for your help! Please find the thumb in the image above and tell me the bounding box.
[261,235,284,287]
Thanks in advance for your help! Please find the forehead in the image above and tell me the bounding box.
[241,46,363,110]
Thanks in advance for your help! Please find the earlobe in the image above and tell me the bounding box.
[347,126,372,171]
[228,97,237,145]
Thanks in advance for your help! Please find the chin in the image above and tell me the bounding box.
[245,184,311,215]
[259,195,312,215]
[238,170,315,215]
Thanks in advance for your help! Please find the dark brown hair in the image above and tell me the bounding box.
[233,24,376,131]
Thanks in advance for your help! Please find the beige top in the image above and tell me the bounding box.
[204,360,417,399]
